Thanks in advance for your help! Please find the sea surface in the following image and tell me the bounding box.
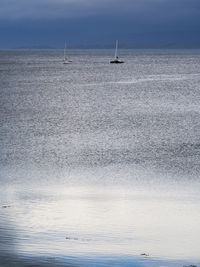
[0,49,200,266]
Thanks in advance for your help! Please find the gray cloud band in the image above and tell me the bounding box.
[0,0,200,20]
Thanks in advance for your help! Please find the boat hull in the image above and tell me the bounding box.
[110,60,124,64]
[63,61,72,64]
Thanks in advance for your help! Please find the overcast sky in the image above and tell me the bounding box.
[0,0,200,48]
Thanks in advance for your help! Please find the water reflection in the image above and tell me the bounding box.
[1,50,200,266]
[1,183,200,266]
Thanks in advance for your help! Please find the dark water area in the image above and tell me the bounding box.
[0,49,200,266]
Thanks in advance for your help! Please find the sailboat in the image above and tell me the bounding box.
[63,42,72,64]
[110,40,124,64]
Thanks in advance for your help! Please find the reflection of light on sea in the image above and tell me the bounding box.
[80,73,200,87]
[1,49,200,266]
[3,183,200,261]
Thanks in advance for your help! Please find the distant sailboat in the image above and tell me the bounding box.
[63,42,72,64]
[110,40,124,64]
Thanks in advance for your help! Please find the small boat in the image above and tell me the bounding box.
[110,40,124,64]
[63,42,72,64]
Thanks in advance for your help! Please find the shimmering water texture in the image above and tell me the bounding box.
[0,50,200,266]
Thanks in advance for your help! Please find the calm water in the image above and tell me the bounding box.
[0,49,200,266]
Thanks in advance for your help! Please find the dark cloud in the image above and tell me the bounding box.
[1,0,200,20]
[0,0,200,48]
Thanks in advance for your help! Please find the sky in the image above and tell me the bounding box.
[0,0,200,48]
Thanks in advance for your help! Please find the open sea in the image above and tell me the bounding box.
[0,49,200,266]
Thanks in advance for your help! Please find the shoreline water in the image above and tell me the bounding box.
[0,253,198,267]
[1,183,200,266]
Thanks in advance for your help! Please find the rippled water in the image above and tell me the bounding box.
[0,49,200,266]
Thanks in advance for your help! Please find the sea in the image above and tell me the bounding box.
[0,49,200,266]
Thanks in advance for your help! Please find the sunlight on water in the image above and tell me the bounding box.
[1,181,200,266]
[1,49,200,266]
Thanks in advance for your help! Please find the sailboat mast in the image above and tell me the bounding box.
[115,40,118,59]
[64,42,66,60]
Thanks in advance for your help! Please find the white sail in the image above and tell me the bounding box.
[63,42,72,64]
[110,40,124,64]
[114,40,118,59]
[64,42,66,61]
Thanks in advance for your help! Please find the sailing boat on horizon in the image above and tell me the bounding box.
[63,42,72,64]
[110,40,124,64]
